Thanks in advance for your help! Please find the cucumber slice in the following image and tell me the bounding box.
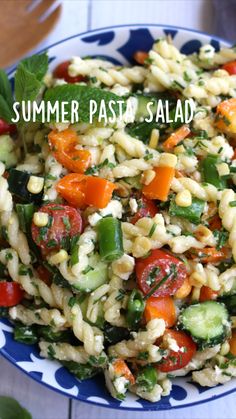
[72,253,108,292]
[179,301,230,348]
[80,295,105,328]
[0,135,18,168]
[135,94,157,121]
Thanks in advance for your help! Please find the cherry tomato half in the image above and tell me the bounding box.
[199,286,218,302]
[136,249,187,297]
[53,60,86,83]
[158,329,197,372]
[31,204,82,254]
[0,282,24,307]
[222,61,236,75]
[0,119,16,135]
[36,266,52,286]
[130,196,157,224]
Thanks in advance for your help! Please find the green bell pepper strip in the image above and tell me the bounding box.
[97,216,124,262]
[16,203,35,233]
[126,289,145,329]
[169,197,205,224]
[136,365,158,392]
[201,155,226,189]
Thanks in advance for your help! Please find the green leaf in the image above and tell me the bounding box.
[126,120,161,143]
[0,70,13,108]
[0,396,32,419]
[20,52,48,81]
[14,52,48,103]
[44,84,125,123]
[0,95,14,122]
[15,66,42,102]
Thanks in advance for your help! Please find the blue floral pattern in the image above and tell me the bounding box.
[3,24,235,411]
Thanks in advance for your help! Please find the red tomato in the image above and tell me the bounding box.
[222,61,236,75]
[53,61,86,83]
[130,196,157,224]
[0,282,24,307]
[158,329,197,372]
[199,286,218,302]
[0,119,16,135]
[36,266,52,286]
[136,249,187,297]
[31,204,82,254]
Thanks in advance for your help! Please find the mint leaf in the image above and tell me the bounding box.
[15,66,42,102]
[44,84,126,123]
[0,95,14,122]
[15,52,48,102]
[0,69,13,108]
[0,396,32,419]
[20,52,48,81]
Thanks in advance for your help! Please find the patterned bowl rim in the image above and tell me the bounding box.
[2,23,235,411]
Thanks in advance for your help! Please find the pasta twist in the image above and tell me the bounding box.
[171,176,219,202]
[9,305,67,328]
[57,228,97,283]
[86,284,110,324]
[68,57,147,87]
[103,275,127,327]
[108,318,165,359]
[39,341,107,365]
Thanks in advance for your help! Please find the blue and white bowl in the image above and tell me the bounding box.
[2,24,235,411]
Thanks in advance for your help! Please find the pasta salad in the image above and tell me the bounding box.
[1,38,236,403]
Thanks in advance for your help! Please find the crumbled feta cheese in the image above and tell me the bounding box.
[113,376,129,394]
[129,198,138,214]
[88,212,102,226]
[100,200,123,218]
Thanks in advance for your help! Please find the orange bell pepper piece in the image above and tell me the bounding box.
[144,296,176,327]
[191,246,229,263]
[163,125,190,151]
[48,129,91,173]
[229,330,236,356]
[215,98,236,134]
[199,286,218,302]
[142,166,175,201]
[56,173,116,209]
[56,173,87,208]
[85,176,116,208]
[112,359,135,385]
[133,51,149,65]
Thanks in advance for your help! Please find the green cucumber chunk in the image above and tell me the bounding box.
[179,301,230,348]
[72,253,108,292]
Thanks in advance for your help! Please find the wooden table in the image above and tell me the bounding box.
[1,1,235,418]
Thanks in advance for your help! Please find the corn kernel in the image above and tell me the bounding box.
[27,176,44,194]
[33,212,49,227]
[191,286,201,301]
[175,190,192,207]
[141,169,156,185]
[189,272,207,287]
[158,153,177,168]
[132,237,151,258]
[149,129,159,149]
[174,145,185,154]
[195,225,212,243]
[220,341,230,356]
[216,162,230,177]
[49,250,69,265]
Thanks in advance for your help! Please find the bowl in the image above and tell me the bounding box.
[2,24,235,411]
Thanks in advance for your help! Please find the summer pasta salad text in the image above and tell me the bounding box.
[1,38,236,403]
